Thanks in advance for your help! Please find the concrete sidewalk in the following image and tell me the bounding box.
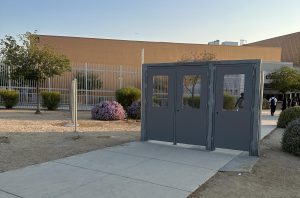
[0,113,278,198]
[261,110,279,139]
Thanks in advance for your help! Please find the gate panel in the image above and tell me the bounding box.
[175,67,209,145]
[146,68,175,142]
[214,64,254,151]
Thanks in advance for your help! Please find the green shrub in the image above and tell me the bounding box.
[0,90,19,109]
[281,118,300,156]
[41,91,60,110]
[223,92,235,110]
[116,87,141,109]
[152,96,160,106]
[262,98,270,109]
[277,107,300,128]
[183,96,200,108]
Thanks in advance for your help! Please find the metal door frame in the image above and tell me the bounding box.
[141,60,262,156]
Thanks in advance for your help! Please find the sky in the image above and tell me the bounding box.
[0,0,300,44]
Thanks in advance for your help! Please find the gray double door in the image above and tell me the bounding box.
[145,64,255,151]
[146,66,208,146]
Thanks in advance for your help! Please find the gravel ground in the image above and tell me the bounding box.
[0,109,140,172]
[0,109,140,133]
[189,128,300,198]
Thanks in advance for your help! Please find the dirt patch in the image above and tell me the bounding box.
[189,128,300,198]
[0,109,141,172]
[0,109,140,132]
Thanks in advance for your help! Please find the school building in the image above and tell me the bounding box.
[37,34,297,100]
[37,35,282,67]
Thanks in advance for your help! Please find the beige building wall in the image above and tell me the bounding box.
[247,32,300,66]
[38,35,281,67]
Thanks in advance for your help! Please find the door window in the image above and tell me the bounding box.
[182,75,201,109]
[152,75,168,107]
[222,74,245,111]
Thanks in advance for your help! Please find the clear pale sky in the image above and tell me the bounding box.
[0,0,299,44]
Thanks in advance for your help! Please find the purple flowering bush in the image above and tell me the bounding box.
[127,101,141,119]
[91,101,126,120]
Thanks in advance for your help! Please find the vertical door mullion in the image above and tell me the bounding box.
[173,70,176,145]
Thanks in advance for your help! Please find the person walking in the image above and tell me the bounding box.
[269,95,277,116]
[291,97,297,107]
[287,96,291,108]
[282,96,287,111]
[235,93,244,111]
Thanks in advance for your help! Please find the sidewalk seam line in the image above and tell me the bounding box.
[101,149,221,171]
[53,161,193,193]
[0,188,24,198]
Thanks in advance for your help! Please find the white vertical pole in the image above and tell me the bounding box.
[71,79,75,124]
[8,65,11,90]
[48,78,51,92]
[119,65,123,89]
[72,78,79,136]
[74,79,78,134]
[85,62,88,109]
[141,48,145,65]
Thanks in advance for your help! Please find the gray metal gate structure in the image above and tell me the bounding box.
[141,60,262,156]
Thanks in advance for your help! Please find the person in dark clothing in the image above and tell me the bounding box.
[235,93,244,111]
[287,96,291,108]
[291,97,297,107]
[269,95,277,116]
[282,96,287,111]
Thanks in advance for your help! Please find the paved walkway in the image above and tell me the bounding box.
[0,112,278,198]
[261,110,279,139]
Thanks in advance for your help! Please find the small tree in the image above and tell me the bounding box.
[179,51,216,63]
[178,52,216,98]
[0,32,70,113]
[183,75,200,98]
[268,66,300,94]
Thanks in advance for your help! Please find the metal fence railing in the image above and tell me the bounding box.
[0,62,141,110]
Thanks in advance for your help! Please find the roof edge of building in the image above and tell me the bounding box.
[248,31,300,45]
[37,34,281,50]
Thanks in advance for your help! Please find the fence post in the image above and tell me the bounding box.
[119,65,123,89]
[74,79,78,134]
[85,62,88,109]
[71,78,79,137]
[8,65,12,90]
[48,78,51,92]
[141,48,144,65]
